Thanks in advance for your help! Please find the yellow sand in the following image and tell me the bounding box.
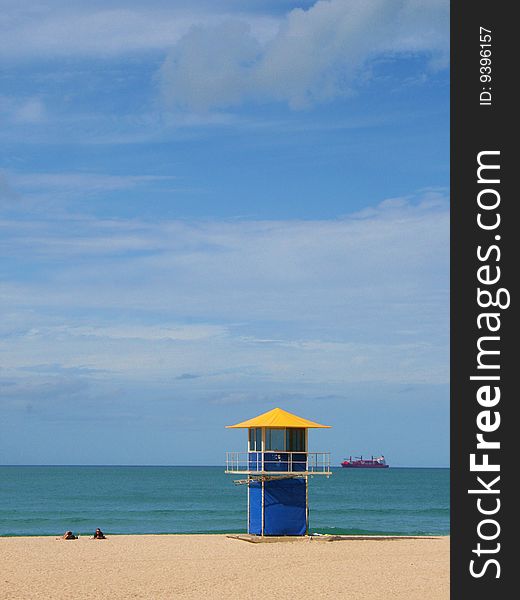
[0,534,449,600]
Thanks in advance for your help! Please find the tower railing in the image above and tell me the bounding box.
[225,451,331,475]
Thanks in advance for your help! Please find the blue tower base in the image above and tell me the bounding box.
[248,478,307,536]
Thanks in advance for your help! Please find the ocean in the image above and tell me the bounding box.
[0,466,449,537]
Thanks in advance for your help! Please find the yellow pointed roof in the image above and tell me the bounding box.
[226,407,330,429]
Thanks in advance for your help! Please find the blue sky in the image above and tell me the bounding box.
[1,0,449,466]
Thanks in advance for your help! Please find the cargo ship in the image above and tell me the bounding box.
[341,455,389,468]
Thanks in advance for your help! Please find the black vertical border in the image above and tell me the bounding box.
[451,1,514,597]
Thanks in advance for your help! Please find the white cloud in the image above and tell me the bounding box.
[159,0,449,111]
[0,96,46,124]
[13,98,46,123]
[9,172,176,193]
[0,193,449,386]
[0,173,19,208]
[0,171,180,218]
[0,2,279,59]
[64,324,227,341]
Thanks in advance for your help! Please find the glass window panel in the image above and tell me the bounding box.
[256,428,263,451]
[265,428,285,450]
[249,428,255,450]
[286,428,305,451]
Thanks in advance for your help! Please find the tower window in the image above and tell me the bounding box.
[286,428,306,452]
[249,428,263,451]
[265,428,285,451]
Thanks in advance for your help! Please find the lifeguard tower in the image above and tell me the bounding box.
[225,407,331,536]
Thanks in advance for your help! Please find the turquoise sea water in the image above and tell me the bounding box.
[0,466,449,537]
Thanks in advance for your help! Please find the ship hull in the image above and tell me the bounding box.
[341,463,389,468]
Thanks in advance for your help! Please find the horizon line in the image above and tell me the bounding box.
[0,464,450,469]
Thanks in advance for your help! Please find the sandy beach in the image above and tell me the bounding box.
[1,534,448,600]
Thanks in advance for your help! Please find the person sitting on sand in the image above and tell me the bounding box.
[92,528,106,539]
[62,531,77,540]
